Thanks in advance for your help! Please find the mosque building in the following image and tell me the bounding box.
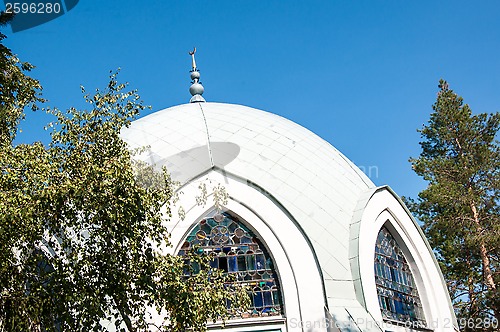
[121,50,459,332]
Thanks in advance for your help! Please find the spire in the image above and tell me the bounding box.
[188,47,205,103]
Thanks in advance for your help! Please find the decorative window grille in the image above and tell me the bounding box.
[374,227,426,325]
[178,210,283,318]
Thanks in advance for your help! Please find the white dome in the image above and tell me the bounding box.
[121,102,457,332]
[121,100,375,289]
[122,101,374,196]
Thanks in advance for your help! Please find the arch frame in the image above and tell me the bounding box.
[349,186,458,332]
[163,169,328,331]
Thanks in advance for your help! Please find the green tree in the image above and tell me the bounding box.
[0,16,247,331]
[408,80,500,329]
[0,12,44,145]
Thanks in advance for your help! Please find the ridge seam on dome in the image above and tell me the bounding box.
[198,103,214,167]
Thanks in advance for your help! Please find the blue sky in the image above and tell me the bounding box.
[3,0,500,200]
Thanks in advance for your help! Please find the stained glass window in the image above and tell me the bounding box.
[178,210,283,318]
[374,227,426,326]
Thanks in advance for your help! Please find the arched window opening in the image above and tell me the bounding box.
[178,210,283,318]
[374,226,426,326]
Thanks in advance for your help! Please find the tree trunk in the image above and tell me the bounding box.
[470,202,499,322]
[114,297,136,332]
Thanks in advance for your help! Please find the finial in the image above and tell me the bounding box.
[188,47,205,103]
[189,47,197,71]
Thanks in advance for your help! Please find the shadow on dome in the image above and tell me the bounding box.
[158,142,240,183]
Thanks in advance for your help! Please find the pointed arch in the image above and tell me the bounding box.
[177,209,283,318]
[350,186,459,331]
[374,226,425,325]
[162,170,329,331]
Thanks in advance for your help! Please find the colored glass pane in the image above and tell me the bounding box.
[178,211,283,318]
[374,227,426,326]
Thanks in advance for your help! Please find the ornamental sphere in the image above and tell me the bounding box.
[190,83,204,96]
[190,71,200,80]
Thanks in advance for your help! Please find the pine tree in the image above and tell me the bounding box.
[408,80,500,329]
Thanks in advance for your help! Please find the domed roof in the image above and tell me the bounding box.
[120,102,458,331]
[122,102,373,192]
[122,102,376,282]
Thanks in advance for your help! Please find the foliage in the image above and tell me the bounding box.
[0,19,248,330]
[0,12,44,145]
[407,80,500,329]
[0,72,248,332]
